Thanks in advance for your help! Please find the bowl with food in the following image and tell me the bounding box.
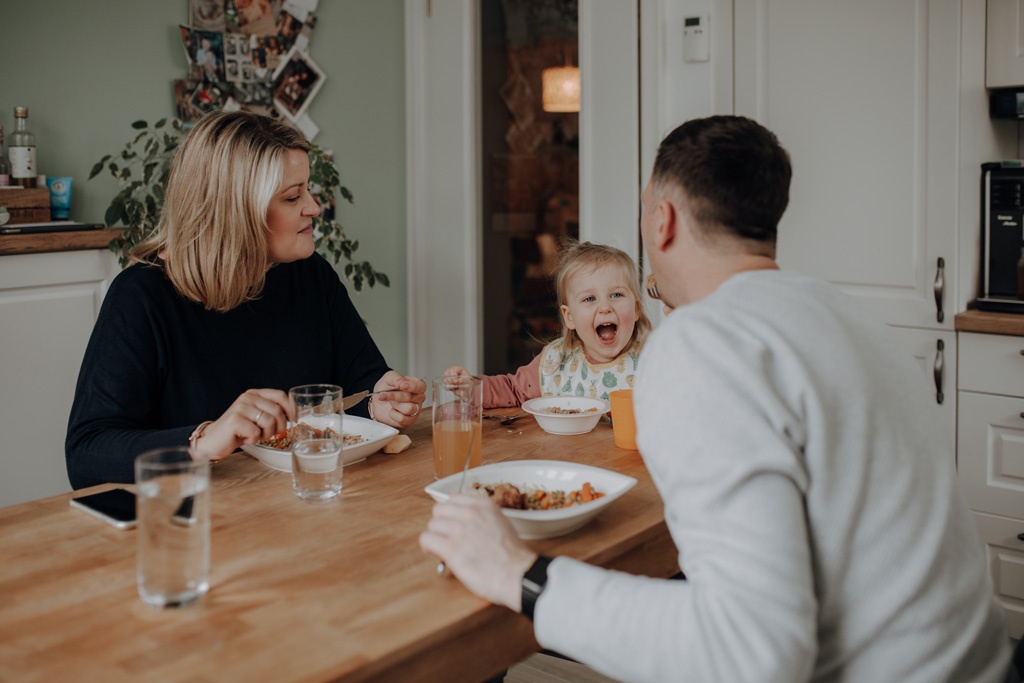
[424,460,637,539]
[240,415,399,472]
[520,396,609,435]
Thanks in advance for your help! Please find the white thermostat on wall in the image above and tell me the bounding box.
[683,15,710,63]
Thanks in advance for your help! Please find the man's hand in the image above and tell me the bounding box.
[419,495,537,611]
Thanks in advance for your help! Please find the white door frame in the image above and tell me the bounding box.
[406,0,641,379]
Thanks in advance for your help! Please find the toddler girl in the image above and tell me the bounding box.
[446,240,652,407]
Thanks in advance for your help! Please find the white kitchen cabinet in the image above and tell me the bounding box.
[986,0,1024,88]
[0,249,118,508]
[730,0,958,332]
[891,327,957,455]
[957,330,1024,638]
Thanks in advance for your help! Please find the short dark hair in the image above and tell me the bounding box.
[652,115,791,244]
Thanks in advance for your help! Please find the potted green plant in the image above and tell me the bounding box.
[90,118,388,291]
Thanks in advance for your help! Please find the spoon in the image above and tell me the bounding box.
[485,411,527,426]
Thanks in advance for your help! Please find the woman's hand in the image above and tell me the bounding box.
[419,495,537,611]
[370,371,426,429]
[192,388,296,461]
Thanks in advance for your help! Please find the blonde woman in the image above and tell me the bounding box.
[66,111,424,489]
[446,240,652,407]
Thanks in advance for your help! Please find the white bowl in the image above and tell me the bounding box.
[424,460,636,539]
[240,415,399,472]
[521,396,609,435]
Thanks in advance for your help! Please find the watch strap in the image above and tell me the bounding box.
[520,554,553,622]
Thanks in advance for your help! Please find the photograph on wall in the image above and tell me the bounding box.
[174,79,206,123]
[191,0,226,31]
[232,81,273,105]
[283,0,318,15]
[271,46,325,122]
[224,33,256,84]
[179,25,226,82]
[189,81,230,116]
[251,34,287,75]
[225,0,281,35]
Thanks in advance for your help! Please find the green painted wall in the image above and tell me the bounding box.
[0,0,409,370]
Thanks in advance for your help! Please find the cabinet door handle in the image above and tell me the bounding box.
[933,339,944,405]
[933,257,945,323]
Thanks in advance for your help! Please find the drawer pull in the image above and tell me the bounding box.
[933,257,945,324]
[933,339,944,405]
[1019,532,1024,542]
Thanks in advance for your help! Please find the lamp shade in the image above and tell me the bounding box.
[541,65,580,113]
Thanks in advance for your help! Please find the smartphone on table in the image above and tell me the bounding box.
[69,488,137,529]
[70,488,197,529]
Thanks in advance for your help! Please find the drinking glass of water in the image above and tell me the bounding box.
[291,437,344,502]
[288,384,344,502]
[135,446,210,608]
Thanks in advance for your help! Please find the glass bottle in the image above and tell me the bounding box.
[9,106,37,188]
[0,125,10,187]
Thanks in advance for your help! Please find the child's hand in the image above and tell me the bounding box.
[441,366,478,402]
[444,365,470,378]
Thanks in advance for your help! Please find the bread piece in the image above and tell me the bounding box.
[382,434,412,454]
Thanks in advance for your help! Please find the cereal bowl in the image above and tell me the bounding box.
[521,396,609,435]
[241,415,399,472]
[424,460,636,539]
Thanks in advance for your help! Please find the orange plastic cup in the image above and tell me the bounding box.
[609,390,637,450]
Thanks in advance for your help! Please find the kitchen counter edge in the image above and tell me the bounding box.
[0,228,123,256]
[955,309,1024,336]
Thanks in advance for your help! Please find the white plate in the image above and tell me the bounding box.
[521,396,609,435]
[241,415,399,472]
[424,460,636,539]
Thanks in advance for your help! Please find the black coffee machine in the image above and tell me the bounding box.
[977,162,1024,313]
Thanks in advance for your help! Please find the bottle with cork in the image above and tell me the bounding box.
[9,106,37,188]
[0,124,10,187]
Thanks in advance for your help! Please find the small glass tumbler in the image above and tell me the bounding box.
[292,438,344,502]
[289,384,343,436]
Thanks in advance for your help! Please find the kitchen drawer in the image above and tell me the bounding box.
[957,392,1024,519]
[971,511,1024,639]
[958,332,1024,397]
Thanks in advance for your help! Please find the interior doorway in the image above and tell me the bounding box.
[479,1,580,374]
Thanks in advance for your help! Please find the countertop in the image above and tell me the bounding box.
[0,228,122,256]
[954,309,1024,336]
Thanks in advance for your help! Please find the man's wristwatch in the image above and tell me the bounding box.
[520,555,553,622]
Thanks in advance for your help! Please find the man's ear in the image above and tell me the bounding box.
[653,197,677,252]
[560,303,576,330]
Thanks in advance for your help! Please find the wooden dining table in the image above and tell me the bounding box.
[0,409,678,682]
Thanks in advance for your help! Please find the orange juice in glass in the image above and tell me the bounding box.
[431,375,483,479]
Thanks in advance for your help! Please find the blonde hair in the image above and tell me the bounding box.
[553,240,651,355]
[131,110,311,312]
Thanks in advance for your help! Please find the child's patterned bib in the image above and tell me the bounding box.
[537,339,642,401]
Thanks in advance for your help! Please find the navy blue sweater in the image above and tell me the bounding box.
[65,253,390,489]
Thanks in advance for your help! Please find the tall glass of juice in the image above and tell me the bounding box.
[431,375,482,479]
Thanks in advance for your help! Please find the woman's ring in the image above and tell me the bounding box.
[255,410,264,423]
[413,404,420,417]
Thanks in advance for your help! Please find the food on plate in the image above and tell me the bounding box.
[382,434,412,454]
[470,481,604,510]
[255,423,365,450]
[539,406,599,415]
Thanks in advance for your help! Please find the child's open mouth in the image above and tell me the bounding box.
[596,323,618,342]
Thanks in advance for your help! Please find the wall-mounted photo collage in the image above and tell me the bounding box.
[175,0,323,139]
